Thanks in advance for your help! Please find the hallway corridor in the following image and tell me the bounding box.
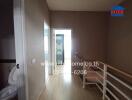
[39,74,102,100]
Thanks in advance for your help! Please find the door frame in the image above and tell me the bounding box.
[13,0,28,100]
[51,28,72,74]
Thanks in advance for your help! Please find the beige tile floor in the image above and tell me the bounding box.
[39,74,102,100]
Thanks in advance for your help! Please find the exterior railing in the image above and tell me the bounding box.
[74,54,132,100]
[95,61,132,100]
[82,60,132,100]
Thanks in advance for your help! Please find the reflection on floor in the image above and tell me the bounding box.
[39,74,102,100]
[55,59,71,75]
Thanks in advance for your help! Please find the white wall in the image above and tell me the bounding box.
[24,0,50,99]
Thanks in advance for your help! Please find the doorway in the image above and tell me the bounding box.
[54,29,72,74]
[44,22,50,81]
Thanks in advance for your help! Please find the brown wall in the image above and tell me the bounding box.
[0,0,15,90]
[107,0,132,75]
[0,0,14,38]
[24,0,50,99]
[51,11,108,61]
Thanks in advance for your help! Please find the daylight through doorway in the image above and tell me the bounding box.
[55,29,72,75]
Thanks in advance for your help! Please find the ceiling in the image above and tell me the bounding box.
[46,0,124,11]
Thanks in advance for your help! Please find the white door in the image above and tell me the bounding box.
[14,0,28,100]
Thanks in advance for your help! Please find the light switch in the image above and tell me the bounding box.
[32,58,36,64]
